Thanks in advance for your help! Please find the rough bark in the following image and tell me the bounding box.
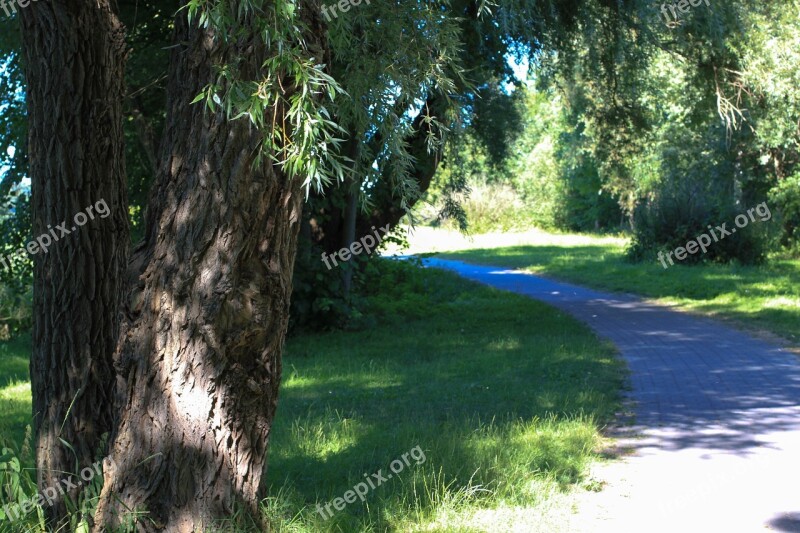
[19,0,129,524]
[94,7,322,530]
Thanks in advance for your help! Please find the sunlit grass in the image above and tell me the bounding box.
[260,264,624,531]
[428,227,799,346]
[0,336,31,449]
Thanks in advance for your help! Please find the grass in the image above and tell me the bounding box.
[428,228,800,347]
[0,259,625,532]
[0,336,31,450]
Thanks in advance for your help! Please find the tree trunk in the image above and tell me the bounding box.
[94,9,318,530]
[19,0,129,524]
[341,189,357,294]
[357,94,445,235]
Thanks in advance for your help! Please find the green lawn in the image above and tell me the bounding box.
[0,336,31,451]
[433,230,800,347]
[0,260,625,532]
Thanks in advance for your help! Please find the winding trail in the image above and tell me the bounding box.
[426,258,800,532]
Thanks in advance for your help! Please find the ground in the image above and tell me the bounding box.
[2,227,798,531]
[1,259,622,532]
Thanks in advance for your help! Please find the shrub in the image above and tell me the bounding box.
[0,284,31,340]
[290,235,356,333]
[458,182,537,234]
[626,191,768,265]
[769,173,800,253]
[290,227,414,333]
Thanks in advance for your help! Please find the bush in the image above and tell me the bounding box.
[0,284,31,340]
[458,182,537,234]
[769,173,800,253]
[626,192,769,265]
[290,235,356,333]
[0,191,33,339]
[290,227,413,333]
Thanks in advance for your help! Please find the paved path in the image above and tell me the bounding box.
[426,258,800,532]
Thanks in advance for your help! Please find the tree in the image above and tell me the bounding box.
[93,1,340,528]
[18,0,130,523]
[17,0,338,527]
